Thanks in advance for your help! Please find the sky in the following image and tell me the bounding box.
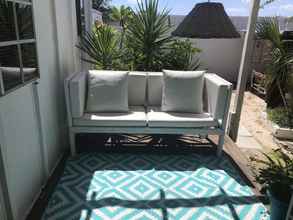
[111,0,293,16]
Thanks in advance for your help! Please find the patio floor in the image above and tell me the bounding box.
[39,136,269,220]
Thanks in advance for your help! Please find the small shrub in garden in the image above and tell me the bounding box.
[267,107,293,128]
[163,39,201,70]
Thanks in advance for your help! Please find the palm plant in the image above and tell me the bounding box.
[256,18,293,114]
[78,25,121,70]
[110,5,133,49]
[110,5,132,31]
[92,0,110,10]
[126,0,172,71]
[92,0,112,22]
[261,0,276,8]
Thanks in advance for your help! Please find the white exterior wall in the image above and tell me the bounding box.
[0,0,79,219]
[92,9,103,24]
[189,36,245,83]
[0,85,44,220]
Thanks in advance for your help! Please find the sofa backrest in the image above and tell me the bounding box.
[147,72,163,106]
[128,72,147,106]
[67,71,231,122]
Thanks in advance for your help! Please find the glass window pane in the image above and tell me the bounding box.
[21,43,38,81]
[16,3,34,40]
[0,0,17,42]
[0,45,22,91]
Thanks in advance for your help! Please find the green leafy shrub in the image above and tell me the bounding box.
[125,0,172,71]
[78,0,202,72]
[256,18,293,108]
[251,150,293,204]
[267,107,293,128]
[163,39,201,70]
[78,25,122,70]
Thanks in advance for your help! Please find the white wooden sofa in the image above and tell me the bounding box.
[65,71,232,156]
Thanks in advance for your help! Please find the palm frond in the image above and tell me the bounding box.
[78,25,120,70]
[126,0,172,71]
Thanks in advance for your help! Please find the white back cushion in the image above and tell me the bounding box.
[128,72,147,106]
[86,70,129,112]
[161,70,205,113]
[148,72,163,106]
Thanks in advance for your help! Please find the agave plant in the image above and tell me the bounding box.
[78,25,121,70]
[256,18,293,114]
[126,0,172,71]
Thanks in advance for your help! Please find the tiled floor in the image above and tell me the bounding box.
[42,152,269,220]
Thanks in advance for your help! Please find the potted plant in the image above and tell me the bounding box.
[251,150,293,220]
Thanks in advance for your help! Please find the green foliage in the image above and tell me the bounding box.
[79,0,202,72]
[126,0,172,71]
[78,25,121,70]
[260,0,276,8]
[92,0,110,10]
[256,18,293,109]
[110,5,133,30]
[110,5,133,49]
[92,0,112,22]
[267,107,293,128]
[250,150,293,203]
[163,39,201,70]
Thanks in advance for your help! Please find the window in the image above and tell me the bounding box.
[0,0,38,96]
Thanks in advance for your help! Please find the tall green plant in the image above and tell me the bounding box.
[126,0,172,71]
[110,5,133,49]
[78,25,121,70]
[256,18,293,112]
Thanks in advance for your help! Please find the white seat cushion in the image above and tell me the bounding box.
[73,106,147,127]
[147,107,218,128]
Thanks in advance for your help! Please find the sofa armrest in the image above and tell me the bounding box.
[64,72,87,123]
[204,74,232,127]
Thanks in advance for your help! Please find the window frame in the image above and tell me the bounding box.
[0,0,39,96]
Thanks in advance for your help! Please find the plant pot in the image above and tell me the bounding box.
[271,122,293,140]
[268,190,289,220]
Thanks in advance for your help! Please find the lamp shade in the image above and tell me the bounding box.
[172,2,240,39]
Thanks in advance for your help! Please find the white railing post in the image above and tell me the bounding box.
[229,0,260,141]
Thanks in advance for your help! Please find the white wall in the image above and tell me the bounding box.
[189,37,245,83]
[0,0,79,219]
[0,85,44,220]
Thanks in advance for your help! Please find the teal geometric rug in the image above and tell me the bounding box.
[43,153,269,220]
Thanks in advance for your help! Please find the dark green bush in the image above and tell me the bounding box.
[267,107,293,128]
[163,39,201,70]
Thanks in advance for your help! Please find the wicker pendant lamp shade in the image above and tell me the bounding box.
[172,2,240,39]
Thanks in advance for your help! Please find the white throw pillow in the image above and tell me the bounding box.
[162,70,205,113]
[86,70,129,112]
